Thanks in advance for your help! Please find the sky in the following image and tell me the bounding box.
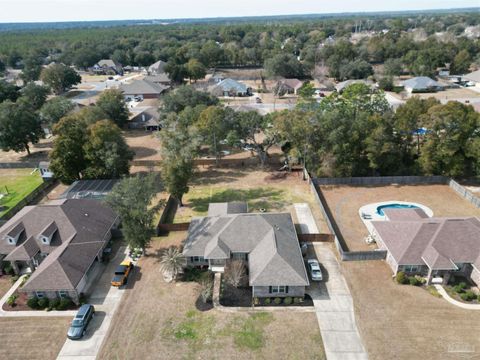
[0,0,478,23]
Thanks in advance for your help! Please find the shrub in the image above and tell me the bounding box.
[409,276,420,286]
[453,282,467,293]
[460,290,476,302]
[20,274,30,287]
[6,294,17,306]
[48,298,60,310]
[396,271,407,284]
[2,263,13,275]
[78,293,87,305]
[264,297,271,305]
[57,297,72,310]
[283,297,292,305]
[27,297,39,309]
[10,275,19,284]
[293,297,301,304]
[37,297,49,309]
[273,297,282,305]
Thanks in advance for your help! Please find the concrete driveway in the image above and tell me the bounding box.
[57,248,131,360]
[306,243,368,360]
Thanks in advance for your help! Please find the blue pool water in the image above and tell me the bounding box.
[376,203,419,216]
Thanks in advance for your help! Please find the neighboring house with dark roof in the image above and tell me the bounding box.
[370,208,480,286]
[402,76,445,93]
[128,106,161,131]
[275,78,303,94]
[210,78,252,97]
[148,60,167,75]
[183,202,309,298]
[91,59,123,75]
[0,199,118,303]
[120,79,168,100]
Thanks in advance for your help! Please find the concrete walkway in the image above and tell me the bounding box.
[308,243,368,360]
[57,247,130,360]
[0,275,76,317]
[294,203,319,234]
[434,285,480,310]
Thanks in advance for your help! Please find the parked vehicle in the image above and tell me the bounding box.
[67,304,95,340]
[255,97,262,103]
[301,242,308,257]
[107,76,114,80]
[307,259,323,281]
[111,260,133,287]
[134,96,143,102]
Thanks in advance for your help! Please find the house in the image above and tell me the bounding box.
[183,202,309,299]
[464,69,480,89]
[402,76,445,93]
[128,106,161,131]
[0,199,118,303]
[144,73,171,86]
[335,79,374,93]
[119,79,168,100]
[148,60,167,75]
[210,78,252,97]
[38,161,54,180]
[370,208,480,286]
[275,79,303,95]
[92,59,123,76]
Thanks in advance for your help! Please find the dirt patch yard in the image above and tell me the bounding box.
[99,232,325,360]
[123,130,162,162]
[0,317,71,360]
[0,137,53,163]
[321,184,480,251]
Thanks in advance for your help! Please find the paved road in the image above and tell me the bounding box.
[307,243,368,360]
[294,203,319,234]
[57,248,129,360]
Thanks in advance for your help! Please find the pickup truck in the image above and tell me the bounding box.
[111,260,133,287]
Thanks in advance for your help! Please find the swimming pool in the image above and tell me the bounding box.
[376,203,420,216]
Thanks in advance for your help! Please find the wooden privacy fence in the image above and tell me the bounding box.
[298,233,334,242]
[157,222,190,235]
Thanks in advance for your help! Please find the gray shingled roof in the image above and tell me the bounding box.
[145,74,170,83]
[4,237,39,261]
[148,60,167,74]
[207,202,248,217]
[97,59,120,68]
[372,215,480,270]
[183,211,309,287]
[120,79,167,96]
[383,208,428,221]
[0,199,117,291]
[402,76,443,90]
[213,78,248,93]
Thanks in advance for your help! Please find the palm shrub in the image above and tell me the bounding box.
[160,246,186,282]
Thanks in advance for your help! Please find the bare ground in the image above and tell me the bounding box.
[0,137,53,163]
[321,184,480,251]
[99,232,325,360]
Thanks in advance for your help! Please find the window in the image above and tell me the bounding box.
[35,291,45,298]
[232,253,246,260]
[404,265,418,272]
[58,290,68,299]
[269,286,288,294]
[191,256,204,263]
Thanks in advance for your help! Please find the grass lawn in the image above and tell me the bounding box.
[0,169,43,218]
[99,232,325,360]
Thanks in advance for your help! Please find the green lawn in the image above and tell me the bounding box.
[174,186,306,223]
[0,169,43,218]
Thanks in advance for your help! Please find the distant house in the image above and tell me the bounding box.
[148,60,167,75]
[91,59,123,76]
[0,199,119,303]
[210,78,251,97]
[370,208,480,286]
[38,161,53,181]
[119,79,168,100]
[128,107,161,131]
[144,73,171,86]
[335,79,374,93]
[402,76,444,93]
[183,202,310,299]
[464,69,480,89]
[275,79,303,95]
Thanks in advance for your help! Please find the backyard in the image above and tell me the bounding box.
[0,168,43,218]
[172,167,328,233]
[99,232,325,359]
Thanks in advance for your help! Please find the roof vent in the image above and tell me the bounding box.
[84,213,89,217]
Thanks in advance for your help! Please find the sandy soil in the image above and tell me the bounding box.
[98,232,325,360]
[321,184,480,251]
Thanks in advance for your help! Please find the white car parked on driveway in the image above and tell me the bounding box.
[307,259,323,281]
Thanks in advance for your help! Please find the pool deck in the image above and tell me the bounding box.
[358,201,433,240]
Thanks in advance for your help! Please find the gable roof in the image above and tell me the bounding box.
[97,59,120,68]
[279,78,303,90]
[120,79,167,96]
[372,215,480,270]
[213,78,248,93]
[4,236,39,261]
[402,77,443,90]
[148,60,167,74]
[183,210,309,287]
